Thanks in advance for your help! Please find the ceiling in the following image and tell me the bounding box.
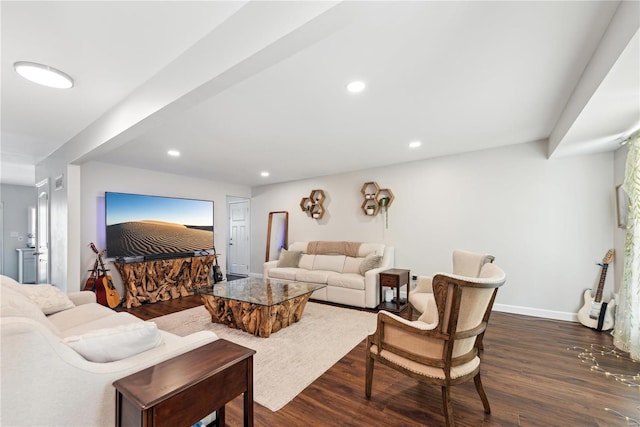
[1,1,639,187]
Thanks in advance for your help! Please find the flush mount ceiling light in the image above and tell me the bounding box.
[14,61,74,89]
[409,141,422,148]
[167,150,180,157]
[346,81,366,93]
[261,171,270,177]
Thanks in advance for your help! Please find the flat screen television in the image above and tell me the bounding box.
[105,192,214,260]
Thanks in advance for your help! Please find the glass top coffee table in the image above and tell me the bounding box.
[198,277,325,337]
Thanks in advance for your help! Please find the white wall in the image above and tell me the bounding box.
[0,184,36,280]
[251,141,616,320]
[78,162,251,295]
[36,155,74,289]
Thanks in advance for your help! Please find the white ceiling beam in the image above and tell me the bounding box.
[547,0,640,158]
[41,1,353,168]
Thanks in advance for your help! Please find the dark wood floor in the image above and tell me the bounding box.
[126,296,639,427]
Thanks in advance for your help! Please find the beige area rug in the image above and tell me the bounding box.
[152,302,377,411]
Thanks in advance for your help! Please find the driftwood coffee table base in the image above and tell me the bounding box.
[201,294,313,337]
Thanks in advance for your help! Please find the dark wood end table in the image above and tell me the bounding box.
[113,339,256,427]
[379,268,411,313]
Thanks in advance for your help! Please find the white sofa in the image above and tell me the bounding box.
[263,241,394,309]
[0,275,218,427]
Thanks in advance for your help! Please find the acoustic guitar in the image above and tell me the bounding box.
[83,257,108,306]
[83,259,99,291]
[90,242,121,308]
[212,245,223,283]
[577,249,615,331]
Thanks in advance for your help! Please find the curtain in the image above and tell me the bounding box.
[614,134,640,361]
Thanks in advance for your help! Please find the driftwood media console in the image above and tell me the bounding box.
[114,255,215,308]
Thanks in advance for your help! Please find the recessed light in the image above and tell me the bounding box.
[167,150,180,157]
[409,141,422,148]
[14,61,74,89]
[346,81,366,93]
[261,171,270,177]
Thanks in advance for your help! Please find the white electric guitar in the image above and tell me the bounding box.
[577,249,615,331]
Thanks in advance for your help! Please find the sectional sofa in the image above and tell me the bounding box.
[0,275,218,427]
[263,241,394,309]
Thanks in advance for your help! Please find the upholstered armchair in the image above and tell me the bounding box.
[365,263,506,427]
[409,250,494,319]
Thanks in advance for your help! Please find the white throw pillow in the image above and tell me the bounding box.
[63,321,163,363]
[0,286,61,334]
[20,284,75,315]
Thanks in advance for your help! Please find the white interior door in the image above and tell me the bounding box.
[0,202,4,275]
[228,200,250,276]
[36,179,50,283]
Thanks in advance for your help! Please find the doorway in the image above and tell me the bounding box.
[36,179,50,283]
[227,197,250,277]
[0,202,3,275]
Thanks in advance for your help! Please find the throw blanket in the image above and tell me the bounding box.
[307,241,361,257]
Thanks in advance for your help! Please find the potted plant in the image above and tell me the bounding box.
[379,197,391,228]
[365,205,375,215]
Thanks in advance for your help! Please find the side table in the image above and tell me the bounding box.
[113,339,255,427]
[379,268,411,313]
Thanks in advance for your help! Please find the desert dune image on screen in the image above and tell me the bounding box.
[106,193,214,258]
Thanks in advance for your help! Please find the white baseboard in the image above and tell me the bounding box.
[493,303,577,322]
[249,275,578,323]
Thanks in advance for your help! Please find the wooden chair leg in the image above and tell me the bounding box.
[365,353,374,398]
[476,332,485,351]
[474,372,491,414]
[441,386,455,427]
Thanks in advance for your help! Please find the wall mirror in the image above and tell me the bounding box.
[265,211,288,262]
